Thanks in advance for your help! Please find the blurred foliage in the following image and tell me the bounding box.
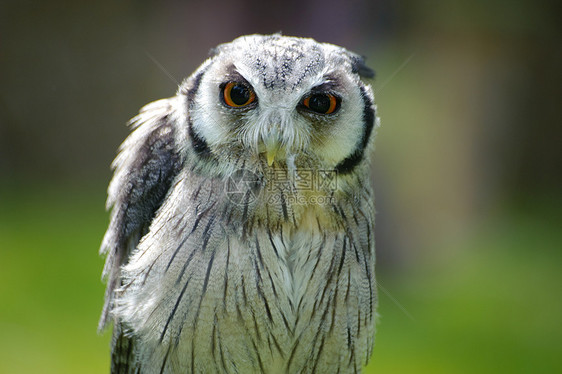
[0,183,110,374]
[367,199,562,373]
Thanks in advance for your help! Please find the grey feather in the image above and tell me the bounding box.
[99,98,183,331]
[100,34,380,373]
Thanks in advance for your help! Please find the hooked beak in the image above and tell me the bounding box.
[264,137,280,166]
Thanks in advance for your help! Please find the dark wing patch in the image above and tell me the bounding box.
[99,98,182,331]
[110,323,140,374]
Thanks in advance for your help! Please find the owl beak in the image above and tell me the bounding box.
[264,137,280,166]
[267,151,276,166]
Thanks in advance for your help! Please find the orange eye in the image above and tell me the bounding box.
[302,93,339,114]
[222,81,256,107]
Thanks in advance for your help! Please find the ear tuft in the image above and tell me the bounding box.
[351,55,375,79]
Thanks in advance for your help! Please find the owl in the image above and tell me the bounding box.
[100,34,379,374]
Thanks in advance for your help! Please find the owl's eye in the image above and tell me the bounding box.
[301,93,340,115]
[222,82,256,108]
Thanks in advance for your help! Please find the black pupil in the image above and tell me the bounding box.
[308,94,331,113]
[230,84,250,105]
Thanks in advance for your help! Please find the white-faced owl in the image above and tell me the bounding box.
[100,34,379,374]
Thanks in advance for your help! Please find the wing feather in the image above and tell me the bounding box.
[99,97,183,330]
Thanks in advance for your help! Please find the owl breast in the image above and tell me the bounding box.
[116,169,375,373]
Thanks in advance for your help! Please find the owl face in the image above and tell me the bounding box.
[183,34,376,174]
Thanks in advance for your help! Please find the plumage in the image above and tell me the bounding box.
[100,34,380,374]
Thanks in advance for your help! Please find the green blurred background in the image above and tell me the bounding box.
[1,1,560,373]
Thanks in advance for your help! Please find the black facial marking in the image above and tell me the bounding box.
[188,122,212,159]
[181,68,206,102]
[334,149,363,175]
[335,85,375,174]
[183,68,214,159]
[358,86,376,150]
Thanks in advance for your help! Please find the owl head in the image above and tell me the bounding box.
[176,34,377,177]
